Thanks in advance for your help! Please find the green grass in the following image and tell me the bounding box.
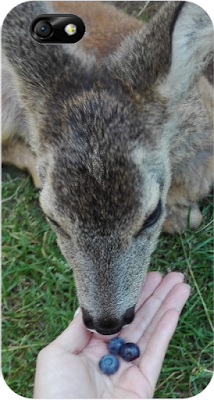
[2,168,78,397]
[151,202,214,397]
[2,167,213,398]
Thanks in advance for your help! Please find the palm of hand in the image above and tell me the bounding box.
[34,272,190,399]
[74,335,151,399]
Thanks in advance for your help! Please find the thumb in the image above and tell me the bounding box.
[51,307,92,354]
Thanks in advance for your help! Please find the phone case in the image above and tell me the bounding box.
[2,1,213,398]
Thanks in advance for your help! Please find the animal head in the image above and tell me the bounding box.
[2,1,213,334]
[38,85,171,334]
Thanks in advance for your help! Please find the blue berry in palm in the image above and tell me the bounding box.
[99,354,119,375]
[107,337,125,355]
[120,342,140,361]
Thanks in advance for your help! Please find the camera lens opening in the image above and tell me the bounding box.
[34,20,53,39]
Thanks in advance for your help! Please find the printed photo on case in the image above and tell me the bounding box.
[2,1,214,398]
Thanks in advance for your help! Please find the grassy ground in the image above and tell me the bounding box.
[2,1,214,398]
[2,167,79,397]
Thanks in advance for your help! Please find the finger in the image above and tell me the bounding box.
[68,274,162,347]
[119,272,163,340]
[135,271,164,312]
[139,308,180,390]
[121,272,184,343]
[138,282,190,353]
[74,306,80,317]
[90,272,164,344]
[50,308,92,354]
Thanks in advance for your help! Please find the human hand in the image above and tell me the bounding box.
[33,271,190,399]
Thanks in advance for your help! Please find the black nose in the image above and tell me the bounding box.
[82,306,135,335]
[123,306,135,325]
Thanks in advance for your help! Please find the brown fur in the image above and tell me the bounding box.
[53,1,143,57]
[2,1,213,334]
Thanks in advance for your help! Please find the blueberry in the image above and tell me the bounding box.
[99,354,119,375]
[107,337,125,355]
[120,342,140,361]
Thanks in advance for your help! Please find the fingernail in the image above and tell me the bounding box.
[184,283,191,290]
[74,307,80,317]
[178,272,184,279]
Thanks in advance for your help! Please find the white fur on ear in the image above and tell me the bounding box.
[159,2,213,105]
[2,53,28,142]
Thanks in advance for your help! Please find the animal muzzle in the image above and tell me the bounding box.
[82,305,135,335]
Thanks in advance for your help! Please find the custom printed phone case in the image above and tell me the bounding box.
[2,1,213,397]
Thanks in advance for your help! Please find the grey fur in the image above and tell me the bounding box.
[2,1,213,333]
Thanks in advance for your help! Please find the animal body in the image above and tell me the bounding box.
[2,1,213,334]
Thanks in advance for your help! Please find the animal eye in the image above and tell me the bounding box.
[134,200,162,237]
[143,199,162,229]
[46,216,70,238]
[46,216,60,229]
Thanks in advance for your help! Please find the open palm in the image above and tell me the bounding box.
[34,272,190,398]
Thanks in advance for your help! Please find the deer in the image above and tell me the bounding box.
[2,1,213,334]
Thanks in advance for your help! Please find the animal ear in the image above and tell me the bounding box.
[2,2,59,94]
[106,2,213,103]
[158,2,213,105]
[2,1,94,107]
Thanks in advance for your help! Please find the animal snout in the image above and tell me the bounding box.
[82,306,135,335]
